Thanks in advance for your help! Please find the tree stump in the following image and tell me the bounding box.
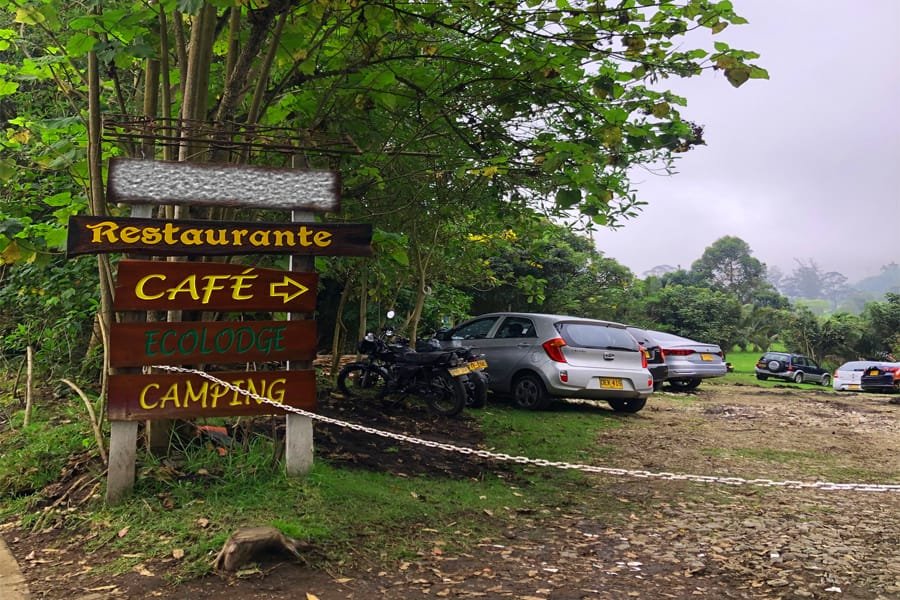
[212,526,313,572]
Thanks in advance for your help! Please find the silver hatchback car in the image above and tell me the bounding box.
[436,312,653,413]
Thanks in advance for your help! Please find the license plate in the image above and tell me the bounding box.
[599,377,623,390]
[869,370,880,376]
[848,384,860,390]
[700,353,714,361]
[468,359,488,371]
[448,366,469,377]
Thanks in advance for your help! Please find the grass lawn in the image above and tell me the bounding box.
[0,391,629,582]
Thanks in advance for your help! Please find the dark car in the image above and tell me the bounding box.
[754,352,831,385]
[626,326,668,390]
[860,363,900,393]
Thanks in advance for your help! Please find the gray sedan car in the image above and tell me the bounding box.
[647,330,728,391]
[436,312,653,413]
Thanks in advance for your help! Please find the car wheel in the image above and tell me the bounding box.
[820,374,831,387]
[608,398,647,413]
[668,378,701,391]
[512,373,550,410]
[793,371,804,384]
[756,374,768,381]
[767,360,785,372]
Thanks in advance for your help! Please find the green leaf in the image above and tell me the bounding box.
[603,107,629,125]
[749,66,769,80]
[711,22,728,34]
[724,65,751,88]
[66,33,96,57]
[0,159,15,182]
[556,188,581,209]
[14,7,44,25]
[714,41,730,52]
[43,192,73,207]
[177,0,205,15]
[651,102,670,118]
[0,80,19,98]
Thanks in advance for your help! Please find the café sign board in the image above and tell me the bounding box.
[113,259,317,312]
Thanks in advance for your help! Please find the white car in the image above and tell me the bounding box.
[833,360,896,391]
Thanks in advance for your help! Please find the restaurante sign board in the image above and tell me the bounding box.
[113,259,317,312]
[108,370,316,420]
[67,215,373,257]
[109,320,316,367]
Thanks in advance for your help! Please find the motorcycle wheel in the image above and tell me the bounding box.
[425,372,467,417]
[337,364,389,400]
[466,371,489,408]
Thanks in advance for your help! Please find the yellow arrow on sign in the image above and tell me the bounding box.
[270,276,310,303]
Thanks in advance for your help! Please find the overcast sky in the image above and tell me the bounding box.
[591,0,900,283]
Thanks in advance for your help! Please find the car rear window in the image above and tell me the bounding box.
[557,322,638,351]
[762,352,790,361]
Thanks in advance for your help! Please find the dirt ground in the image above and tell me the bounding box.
[5,384,900,600]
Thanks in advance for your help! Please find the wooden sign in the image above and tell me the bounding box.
[108,370,317,420]
[67,216,372,257]
[109,320,316,367]
[112,260,317,312]
[107,158,340,212]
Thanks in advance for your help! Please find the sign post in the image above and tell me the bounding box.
[67,158,371,504]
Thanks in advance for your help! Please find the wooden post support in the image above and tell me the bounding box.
[23,345,33,427]
[106,420,138,504]
[106,202,152,504]
[285,208,315,476]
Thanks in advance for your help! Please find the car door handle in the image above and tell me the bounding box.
[516,342,531,348]
[603,352,615,360]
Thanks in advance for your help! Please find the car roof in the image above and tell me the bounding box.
[469,312,628,328]
[645,329,695,343]
[839,360,900,368]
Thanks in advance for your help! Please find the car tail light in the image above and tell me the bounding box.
[659,348,665,360]
[664,348,694,356]
[542,337,568,363]
[641,350,648,369]
[559,370,568,383]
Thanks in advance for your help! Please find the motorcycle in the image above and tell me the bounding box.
[337,326,469,417]
[417,336,489,408]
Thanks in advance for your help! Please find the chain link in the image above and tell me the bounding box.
[156,366,900,494]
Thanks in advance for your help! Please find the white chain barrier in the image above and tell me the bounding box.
[157,366,900,494]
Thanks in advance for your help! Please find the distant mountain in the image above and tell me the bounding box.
[855,263,900,296]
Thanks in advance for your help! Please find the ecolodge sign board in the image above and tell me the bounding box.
[67,215,373,258]
[109,320,317,367]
